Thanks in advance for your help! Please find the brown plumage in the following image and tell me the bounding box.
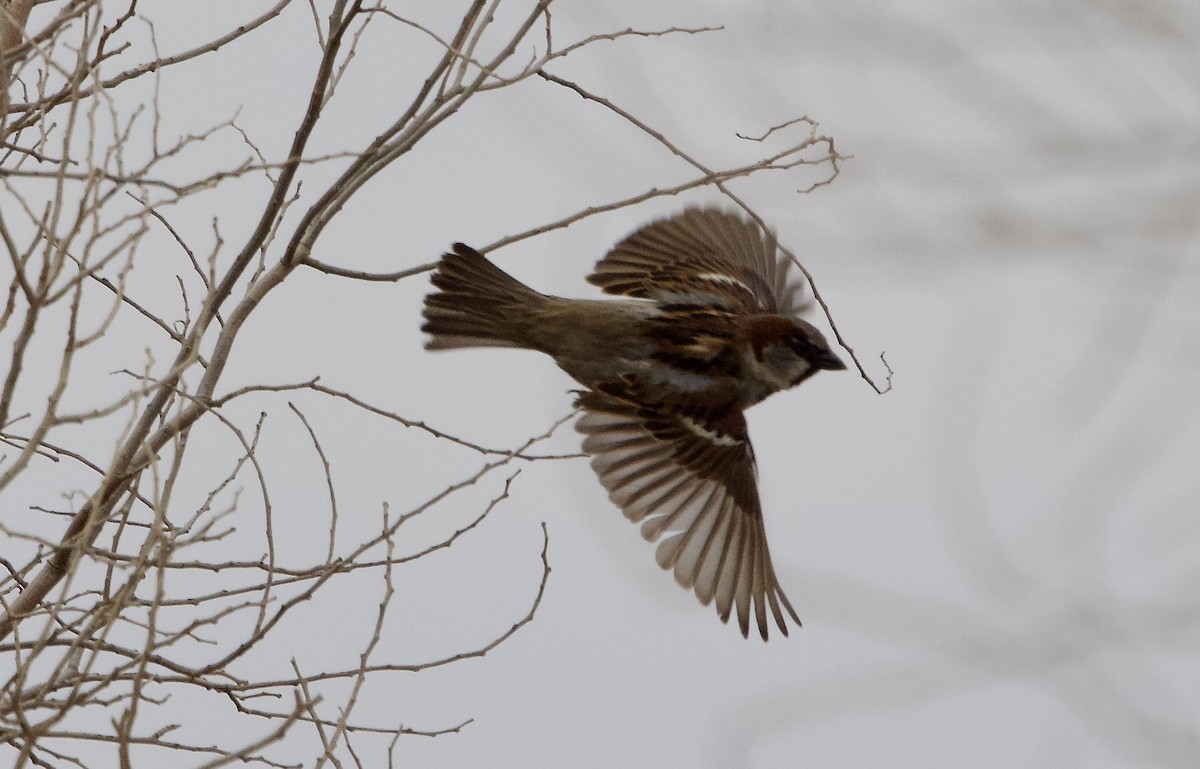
[422,207,845,639]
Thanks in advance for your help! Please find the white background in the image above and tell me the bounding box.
[6,0,1200,766]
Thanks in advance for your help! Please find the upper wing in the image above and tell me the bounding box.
[587,207,805,316]
[575,390,800,640]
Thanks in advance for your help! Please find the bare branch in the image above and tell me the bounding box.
[0,4,854,764]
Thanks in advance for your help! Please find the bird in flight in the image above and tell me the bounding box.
[422,207,845,639]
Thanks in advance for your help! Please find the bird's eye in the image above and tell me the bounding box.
[786,337,809,356]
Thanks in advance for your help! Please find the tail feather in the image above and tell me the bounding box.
[422,243,545,350]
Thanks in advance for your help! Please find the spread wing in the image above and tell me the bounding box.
[587,207,805,316]
[575,390,800,640]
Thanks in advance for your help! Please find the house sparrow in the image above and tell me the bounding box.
[422,207,845,639]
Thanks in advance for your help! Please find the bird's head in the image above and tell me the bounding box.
[743,315,846,392]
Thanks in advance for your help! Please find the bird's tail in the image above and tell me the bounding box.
[421,243,547,350]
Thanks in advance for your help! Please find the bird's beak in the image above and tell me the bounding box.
[819,350,848,371]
